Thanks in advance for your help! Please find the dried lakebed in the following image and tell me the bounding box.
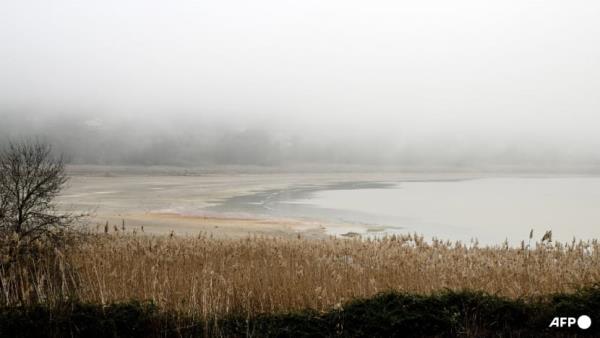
[59,172,600,244]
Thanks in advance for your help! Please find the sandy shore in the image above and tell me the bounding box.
[58,166,485,238]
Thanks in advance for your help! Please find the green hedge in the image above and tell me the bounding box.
[2,286,599,337]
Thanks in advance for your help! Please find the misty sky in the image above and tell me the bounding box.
[1,1,600,167]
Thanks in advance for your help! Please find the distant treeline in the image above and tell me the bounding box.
[2,110,599,169]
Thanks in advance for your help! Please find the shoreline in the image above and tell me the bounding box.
[59,169,600,243]
[61,170,451,238]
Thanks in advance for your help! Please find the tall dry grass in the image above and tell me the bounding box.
[1,231,599,320]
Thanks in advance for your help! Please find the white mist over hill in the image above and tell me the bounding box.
[1,0,599,169]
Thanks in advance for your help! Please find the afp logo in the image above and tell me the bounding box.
[549,315,592,329]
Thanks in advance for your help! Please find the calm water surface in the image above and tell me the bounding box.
[210,177,600,244]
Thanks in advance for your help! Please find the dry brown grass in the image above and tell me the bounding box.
[1,231,599,320]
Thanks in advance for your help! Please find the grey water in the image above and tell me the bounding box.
[208,177,600,244]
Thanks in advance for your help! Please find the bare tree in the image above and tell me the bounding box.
[0,140,75,251]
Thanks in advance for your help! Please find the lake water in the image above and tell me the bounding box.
[210,177,600,244]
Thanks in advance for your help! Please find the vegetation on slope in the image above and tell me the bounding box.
[1,286,599,337]
[1,232,599,336]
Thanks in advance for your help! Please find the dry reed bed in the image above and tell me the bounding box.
[2,233,600,320]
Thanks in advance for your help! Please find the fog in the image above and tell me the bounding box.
[1,0,600,169]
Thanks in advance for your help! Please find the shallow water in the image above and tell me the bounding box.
[209,177,600,244]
